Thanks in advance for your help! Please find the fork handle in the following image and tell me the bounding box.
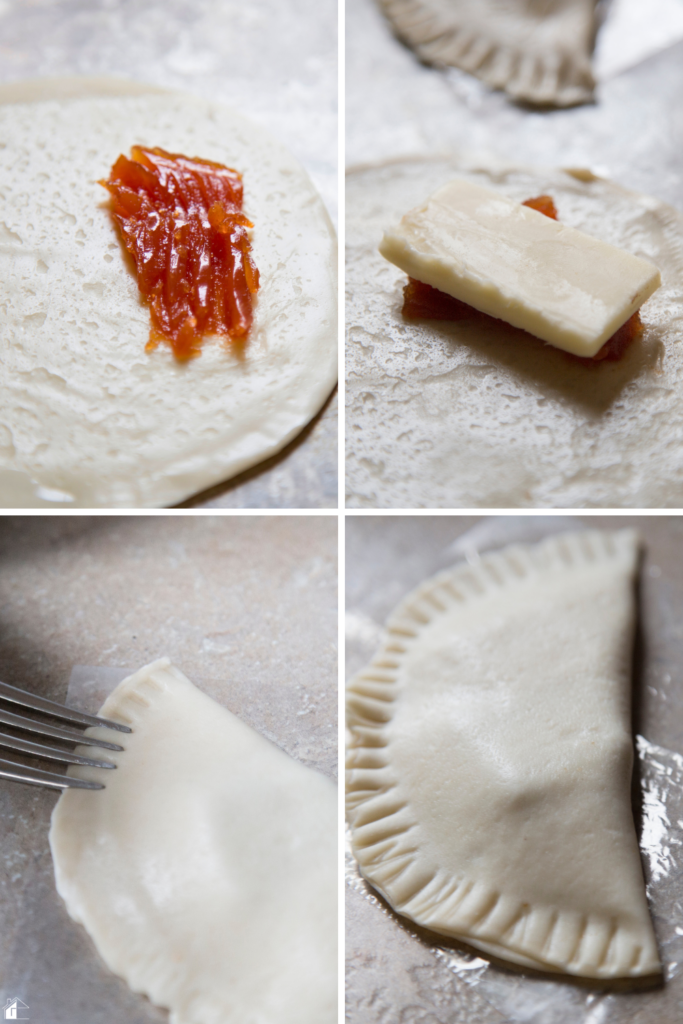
[0,757,104,790]
[0,680,131,733]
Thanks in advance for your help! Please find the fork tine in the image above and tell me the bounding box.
[0,757,104,790]
[0,707,124,751]
[0,680,131,733]
[0,731,116,769]
[0,681,128,791]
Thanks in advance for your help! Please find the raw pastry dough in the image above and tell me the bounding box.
[378,0,597,106]
[346,530,661,978]
[50,659,337,1024]
[0,78,337,508]
[346,156,683,508]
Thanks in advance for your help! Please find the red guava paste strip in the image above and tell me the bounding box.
[521,194,559,219]
[101,146,259,360]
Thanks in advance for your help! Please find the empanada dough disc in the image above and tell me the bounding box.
[346,530,661,979]
[0,78,337,508]
[50,659,337,1024]
[346,156,683,508]
[378,0,596,107]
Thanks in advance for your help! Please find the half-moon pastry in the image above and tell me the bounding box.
[378,0,597,107]
[346,156,683,508]
[50,659,337,1024]
[346,529,660,978]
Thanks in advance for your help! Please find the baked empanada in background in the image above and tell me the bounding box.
[378,0,597,106]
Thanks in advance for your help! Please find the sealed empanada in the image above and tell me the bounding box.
[51,659,337,1024]
[346,529,660,978]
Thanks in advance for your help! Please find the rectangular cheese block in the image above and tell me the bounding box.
[379,179,662,358]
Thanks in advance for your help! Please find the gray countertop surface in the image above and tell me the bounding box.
[0,514,337,1022]
[0,0,338,509]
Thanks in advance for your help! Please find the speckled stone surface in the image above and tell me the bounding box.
[346,514,683,1024]
[0,0,338,509]
[0,514,337,1022]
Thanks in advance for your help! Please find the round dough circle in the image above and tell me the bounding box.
[346,156,683,508]
[0,78,337,508]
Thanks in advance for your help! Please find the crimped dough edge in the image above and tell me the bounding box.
[96,657,186,727]
[378,0,595,107]
[346,529,661,979]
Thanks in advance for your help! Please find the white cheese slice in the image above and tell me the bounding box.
[379,178,661,358]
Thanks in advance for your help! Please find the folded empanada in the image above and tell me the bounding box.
[347,530,660,978]
[51,659,337,1024]
[379,0,597,107]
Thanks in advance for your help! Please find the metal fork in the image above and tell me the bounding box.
[0,680,131,791]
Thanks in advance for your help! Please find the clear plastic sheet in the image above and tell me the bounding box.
[66,665,130,712]
[346,516,683,1024]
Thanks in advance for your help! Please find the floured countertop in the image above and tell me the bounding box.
[346,515,683,1024]
[0,515,337,1021]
